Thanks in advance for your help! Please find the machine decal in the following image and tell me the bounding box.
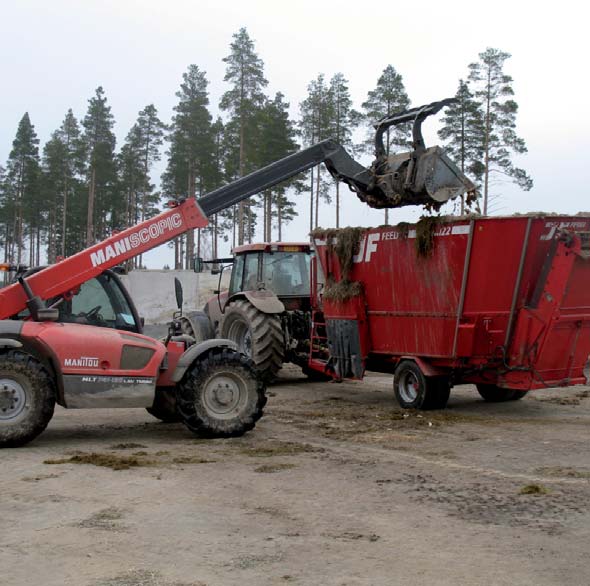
[64,356,99,367]
[540,220,589,241]
[90,213,183,267]
[352,223,471,264]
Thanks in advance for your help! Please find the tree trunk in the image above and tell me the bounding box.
[278,200,282,241]
[86,166,96,246]
[483,67,492,215]
[315,168,320,228]
[336,182,340,228]
[213,214,218,258]
[309,168,314,233]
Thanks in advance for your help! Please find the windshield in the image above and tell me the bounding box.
[261,252,310,296]
[55,273,139,332]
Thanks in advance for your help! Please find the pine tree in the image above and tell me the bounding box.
[220,27,268,245]
[468,48,532,214]
[437,80,485,214]
[362,65,411,224]
[203,117,231,258]
[42,110,86,261]
[4,113,40,263]
[82,87,118,245]
[256,93,300,241]
[299,74,333,230]
[329,73,360,227]
[120,104,165,267]
[163,65,215,268]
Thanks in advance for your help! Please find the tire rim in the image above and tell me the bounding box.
[0,378,27,421]
[202,371,247,419]
[227,320,252,357]
[398,371,420,404]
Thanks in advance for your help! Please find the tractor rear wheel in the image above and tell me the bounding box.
[476,384,528,402]
[0,351,56,448]
[146,388,181,423]
[221,300,284,381]
[177,349,266,438]
[394,360,450,410]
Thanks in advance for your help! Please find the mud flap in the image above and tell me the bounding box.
[323,295,370,379]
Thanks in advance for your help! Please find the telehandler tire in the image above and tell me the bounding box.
[394,360,450,410]
[146,388,181,423]
[476,384,528,402]
[0,351,56,448]
[221,300,284,381]
[177,349,266,438]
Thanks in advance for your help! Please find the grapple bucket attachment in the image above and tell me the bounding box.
[359,99,476,210]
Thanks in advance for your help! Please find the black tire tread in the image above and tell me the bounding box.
[0,350,56,448]
[221,300,284,381]
[476,384,528,402]
[146,388,181,423]
[394,360,450,411]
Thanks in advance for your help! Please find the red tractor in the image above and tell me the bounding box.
[203,242,320,381]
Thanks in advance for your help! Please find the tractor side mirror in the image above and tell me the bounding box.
[193,256,204,273]
[174,277,183,311]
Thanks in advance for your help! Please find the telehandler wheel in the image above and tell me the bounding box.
[0,351,56,448]
[177,349,267,438]
[394,360,450,410]
[221,300,284,382]
[146,388,181,423]
[476,384,529,402]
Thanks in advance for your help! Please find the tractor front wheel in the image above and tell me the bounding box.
[221,300,284,381]
[394,360,450,410]
[0,351,56,448]
[177,349,266,438]
[476,384,528,402]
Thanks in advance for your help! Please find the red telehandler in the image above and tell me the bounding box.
[0,99,474,447]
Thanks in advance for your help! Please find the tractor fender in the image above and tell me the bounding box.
[183,310,215,342]
[172,338,239,383]
[243,290,285,314]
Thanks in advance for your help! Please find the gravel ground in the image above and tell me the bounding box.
[1,367,589,586]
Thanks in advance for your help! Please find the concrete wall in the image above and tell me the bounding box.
[120,270,230,324]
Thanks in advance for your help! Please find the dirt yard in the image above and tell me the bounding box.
[1,368,589,586]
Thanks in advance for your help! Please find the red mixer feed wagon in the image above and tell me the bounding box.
[309,215,590,409]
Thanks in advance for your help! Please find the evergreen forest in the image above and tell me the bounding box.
[0,32,531,269]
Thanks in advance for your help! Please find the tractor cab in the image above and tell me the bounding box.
[205,242,312,325]
[229,242,311,300]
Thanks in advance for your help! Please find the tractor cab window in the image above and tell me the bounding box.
[229,255,245,295]
[56,273,140,333]
[242,253,260,291]
[262,252,311,296]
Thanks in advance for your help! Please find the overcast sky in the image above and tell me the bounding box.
[1,0,588,267]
